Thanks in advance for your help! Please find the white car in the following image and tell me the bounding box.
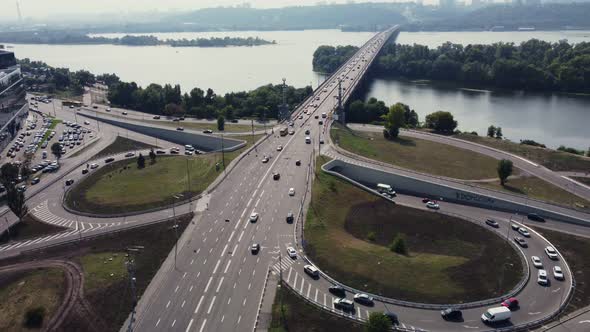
[249,212,259,222]
[90,163,99,169]
[531,256,543,268]
[287,247,297,259]
[277,145,283,151]
[545,246,558,260]
[553,266,564,280]
[125,152,135,157]
[288,188,295,196]
[84,121,90,125]
[517,227,530,237]
[262,156,269,163]
[426,201,440,210]
[538,269,548,285]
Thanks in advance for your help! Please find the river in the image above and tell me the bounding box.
[5,29,590,149]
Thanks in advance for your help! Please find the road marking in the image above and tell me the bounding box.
[238,230,245,242]
[190,259,194,265]
[207,296,217,314]
[356,307,361,318]
[223,259,232,274]
[203,259,207,265]
[228,297,231,304]
[287,267,292,282]
[216,277,225,293]
[315,289,318,302]
[300,277,304,293]
[213,259,221,273]
[196,248,201,254]
[220,244,228,257]
[228,230,236,242]
[254,198,261,207]
[194,295,204,314]
[579,320,590,324]
[175,285,179,293]
[242,298,247,306]
[171,319,176,327]
[189,285,193,292]
[237,315,242,324]
[221,315,225,323]
[181,300,186,308]
[155,318,161,327]
[324,293,326,306]
[166,300,171,308]
[198,319,207,332]
[185,318,194,332]
[307,284,311,298]
[204,277,213,293]
[248,283,251,290]
[232,244,238,255]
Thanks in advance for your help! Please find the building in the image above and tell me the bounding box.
[0,50,28,155]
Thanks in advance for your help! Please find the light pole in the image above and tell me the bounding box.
[186,159,192,212]
[171,194,183,270]
[125,245,143,332]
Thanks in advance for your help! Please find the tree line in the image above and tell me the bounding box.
[0,31,276,48]
[313,39,590,93]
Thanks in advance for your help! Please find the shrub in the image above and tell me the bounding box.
[389,234,408,255]
[23,306,45,328]
[367,231,376,242]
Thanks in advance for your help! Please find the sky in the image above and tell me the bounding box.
[1,0,424,21]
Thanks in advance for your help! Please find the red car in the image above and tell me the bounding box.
[501,297,519,310]
[422,198,430,203]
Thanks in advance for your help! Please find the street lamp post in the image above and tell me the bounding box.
[171,194,183,270]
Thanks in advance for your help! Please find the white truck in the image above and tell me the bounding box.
[481,307,511,324]
[377,183,396,196]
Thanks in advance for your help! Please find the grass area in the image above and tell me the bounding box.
[0,215,67,245]
[332,124,499,180]
[455,133,590,172]
[270,283,363,332]
[305,156,522,303]
[481,176,590,211]
[93,136,156,159]
[66,134,262,215]
[0,268,65,331]
[529,227,590,315]
[571,177,590,186]
[79,252,127,293]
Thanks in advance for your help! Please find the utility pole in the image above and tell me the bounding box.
[171,194,183,270]
[125,246,143,332]
[221,133,226,172]
[279,78,289,122]
[337,79,345,124]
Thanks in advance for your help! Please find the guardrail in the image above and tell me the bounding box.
[252,266,273,332]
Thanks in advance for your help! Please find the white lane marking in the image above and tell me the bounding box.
[238,230,245,242]
[194,295,204,314]
[221,315,225,323]
[307,284,311,298]
[171,320,176,327]
[228,297,231,304]
[166,300,171,308]
[242,298,247,306]
[287,267,293,283]
[198,319,207,332]
[315,289,318,302]
[237,315,242,324]
[216,277,225,293]
[155,318,161,327]
[181,300,186,308]
[183,272,187,279]
[185,318,194,332]
[189,285,194,292]
[213,259,221,274]
[223,260,232,274]
[175,285,179,293]
[228,230,236,242]
[190,259,194,265]
[204,277,213,293]
[232,244,238,255]
[207,296,217,314]
[220,244,228,257]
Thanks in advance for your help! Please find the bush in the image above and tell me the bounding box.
[389,234,408,255]
[520,139,546,148]
[367,231,376,242]
[470,131,478,136]
[557,145,584,155]
[23,306,45,328]
[382,129,390,140]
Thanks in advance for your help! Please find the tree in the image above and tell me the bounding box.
[497,159,513,186]
[51,142,63,160]
[6,183,28,225]
[495,127,503,139]
[365,312,391,332]
[382,103,406,139]
[0,163,20,186]
[217,115,225,131]
[425,111,457,133]
[149,149,157,164]
[137,153,146,169]
[389,234,408,255]
[487,125,496,138]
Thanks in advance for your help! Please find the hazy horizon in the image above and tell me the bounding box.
[1,0,424,22]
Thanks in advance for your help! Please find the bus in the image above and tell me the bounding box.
[279,127,289,136]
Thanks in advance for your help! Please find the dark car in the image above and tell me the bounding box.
[82,168,89,175]
[65,179,74,186]
[230,119,239,123]
[203,130,213,134]
[295,160,301,166]
[422,197,431,203]
[156,150,166,154]
[385,312,399,326]
[514,236,528,248]
[314,115,319,119]
[176,127,184,131]
[273,173,280,180]
[105,157,115,164]
[251,243,260,254]
[485,218,499,228]
[501,297,519,310]
[31,177,40,185]
[305,129,310,135]
[328,285,346,298]
[286,211,294,223]
[441,308,462,321]
[318,121,323,125]
[153,115,161,119]
[527,213,545,222]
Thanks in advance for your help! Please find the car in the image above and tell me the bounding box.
[501,297,519,310]
[84,120,90,125]
[304,265,319,278]
[531,256,543,268]
[17,184,26,192]
[153,115,161,119]
[553,266,564,280]
[184,150,194,155]
[249,212,259,222]
[287,247,297,259]
[92,105,98,109]
[203,130,213,134]
[314,115,319,119]
[333,298,354,312]
[511,223,520,230]
[90,163,99,169]
[517,227,530,237]
[170,148,180,154]
[319,138,324,144]
[514,237,528,248]
[288,188,295,196]
[485,219,499,228]
[538,269,549,285]
[31,177,40,185]
[545,246,558,260]
[173,118,180,122]
[230,119,238,123]
[329,285,346,297]
[527,213,545,222]
[295,160,301,166]
[426,201,439,209]
[65,179,74,186]
[122,111,128,115]
[176,127,184,131]
[273,173,280,180]
[298,115,303,119]
[156,150,166,155]
[305,129,310,135]
[251,243,260,254]
[261,156,269,163]
[385,312,400,326]
[288,130,295,135]
[277,145,283,151]
[422,197,431,203]
[318,120,323,125]
[441,308,462,321]
[105,157,115,163]
[125,152,135,157]
[353,293,374,306]
[286,211,294,223]
[82,168,89,174]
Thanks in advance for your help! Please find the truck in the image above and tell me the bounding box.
[377,183,396,195]
[481,307,511,324]
[279,127,289,136]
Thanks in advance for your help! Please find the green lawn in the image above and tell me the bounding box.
[455,133,590,172]
[332,124,499,180]
[93,136,156,159]
[0,268,65,332]
[305,156,522,303]
[270,283,363,332]
[79,252,127,293]
[147,119,264,133]
[481,176,590,211]
[36,119,62,149]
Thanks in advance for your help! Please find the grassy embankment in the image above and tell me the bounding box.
[305,156,522,303]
